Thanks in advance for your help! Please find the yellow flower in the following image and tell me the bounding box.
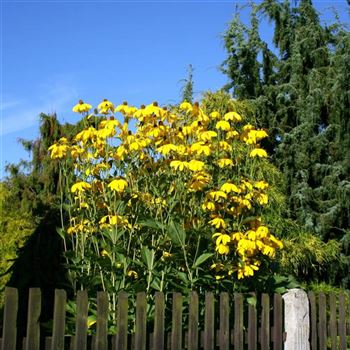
[179,101,192,111]
[209,217,227,229]
[162,251,172,259]
[256,226,269,238]
[239,198,252,210]
[218,141,232,152]
[212,232,231,245]
[182,125,193,136]
[215,275,225,280]
[188,159,205,172]
[216,244,230,255]
[260,244,276,257]
[115,101,137,115]
[244,129,268,144]
[72,100,92,113]
[100,119,120,128]
[170,160,189,171]
[237,239,256,256]
[127,270,138,279]
[190,142,211,156]
[101,249,109,257]
[249,148,268,158]
[226,130,239,139]
[98,99,115,114]
[48,144,68,159]
[71,182,92,193]
[201,201,216,211]
[243,124,254,131]
[217,158,234,168]
[99,215,129,228]
[220,183,240,194]
[255,129,269,140]
[144,102,163,117]
[157,143,177,155]
[270,235,284,249]
[231,231,243,241]
[75,127,97,143]
[108,178,128,193]
[174,145,188,156]
[70,145,84,159]
[97,127,116,139]
[224,111,242,122]
[198,130,217,142]
[114,145,127,160]
[215,120,231,131]
[210,263,224,271]
[246,230,257,240]
[256,193,269,205]
[209,111,221,119]
[254,181,269,190]
[237,263,259,279]
[208,190,227,201]
[240,180,253,191]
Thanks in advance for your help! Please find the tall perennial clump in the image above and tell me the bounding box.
[49,98,283,297]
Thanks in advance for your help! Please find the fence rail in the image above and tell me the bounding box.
[0,287,349,349]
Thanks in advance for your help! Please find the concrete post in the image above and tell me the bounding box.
[283,289,310,350]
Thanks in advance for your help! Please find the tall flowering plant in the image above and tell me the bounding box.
[49,98,283,301]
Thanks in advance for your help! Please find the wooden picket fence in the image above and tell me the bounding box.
[0,287,349,349]
[308,291,350,350]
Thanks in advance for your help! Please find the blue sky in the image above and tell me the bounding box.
[1,0,349,178]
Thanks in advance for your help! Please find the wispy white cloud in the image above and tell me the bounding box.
[1,84,78,136]
[0,98,25,111]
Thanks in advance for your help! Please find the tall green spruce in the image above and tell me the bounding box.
[222,0,350,286]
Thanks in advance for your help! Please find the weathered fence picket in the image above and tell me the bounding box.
[51,289,66,350]
[95,291,108,350]
[74,290,88,350]
[318,293,327,350]
[1,287,350,349]
[273,293,283,350]
[203,291,214,350]
[1,287,18,350]
[171,292,182,350]
[219,292,230,350]
[135,292,147,350]
[116,291,128,350]
[260,293,270,350]
[153,291,164,350]
[188,291,199,350]
[338,293,347,350]
[247,293,257,350]
[308,291,317,350]
[25,288,41,350]
[233,293,243,350]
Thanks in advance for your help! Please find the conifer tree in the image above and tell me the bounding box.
[180,64,194,103]
[221,0,350,286]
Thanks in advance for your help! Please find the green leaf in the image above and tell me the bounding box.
[138,219,165,231]
[177,272,189,285]
[151,277,162,291]
[141,246,155,271]
[56,227,66,239]
[192,253,213,269]
[246,296,257,307]
[273,274,288,284]
[168,220,186,246]
[274,287,287,294]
